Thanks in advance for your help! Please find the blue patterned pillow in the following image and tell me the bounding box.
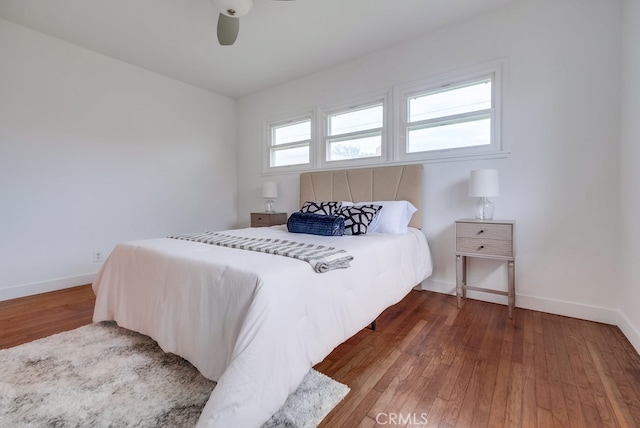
[300,201,342,216]
[337,204,382,235]
[287,212,345,236]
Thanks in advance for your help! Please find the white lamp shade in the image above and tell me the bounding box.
[468,169,499,197]
[262,182,278,198]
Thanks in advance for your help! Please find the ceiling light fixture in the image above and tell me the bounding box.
[210,0,295,46]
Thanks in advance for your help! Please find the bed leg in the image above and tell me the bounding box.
[369,319,377,331]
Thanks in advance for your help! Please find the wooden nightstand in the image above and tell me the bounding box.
[455,219,516,318]
[251,212,287,227]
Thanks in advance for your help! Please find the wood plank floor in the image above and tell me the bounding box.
[0,285,96,349]
[2,286,639,427]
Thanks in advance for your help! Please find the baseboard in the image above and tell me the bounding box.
[515,293,620,325]
[617,311,640,354]
[421,278,456,295]
[0,273,97,302]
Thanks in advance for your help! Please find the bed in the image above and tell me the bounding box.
[92,164,433,427]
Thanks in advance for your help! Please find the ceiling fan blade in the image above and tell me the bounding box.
[217,13,239,46]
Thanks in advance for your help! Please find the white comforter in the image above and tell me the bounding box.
[92,226,432,427]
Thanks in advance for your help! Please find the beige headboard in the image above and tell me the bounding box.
[299,164,423,229]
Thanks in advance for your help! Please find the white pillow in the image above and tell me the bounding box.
[367,200,417,234]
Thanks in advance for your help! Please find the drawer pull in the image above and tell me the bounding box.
[478,230,484,234]
[479,245,485,250]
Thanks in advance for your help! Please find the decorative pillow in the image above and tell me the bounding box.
[299,201,342,216]
[337,204,382,235]
[287,212,345,236]
[367,201,418,234]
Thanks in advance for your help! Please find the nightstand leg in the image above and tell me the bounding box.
[456,255,464,308]
[508,260,515,318]
[462,256,467,299]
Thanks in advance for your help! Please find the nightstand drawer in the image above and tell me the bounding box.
[251,212,287,227]
[456,237,513,258]
[456,222,512,241]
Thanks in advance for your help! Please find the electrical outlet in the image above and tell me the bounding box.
[93,250,103,263]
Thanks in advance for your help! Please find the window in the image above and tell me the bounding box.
[397,63,502,161]
[406,78,491,153]
[264,61,505,173]
[268,117,311,168]
[323,99,386,166]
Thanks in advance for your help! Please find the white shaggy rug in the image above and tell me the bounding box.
[0,322,349,427]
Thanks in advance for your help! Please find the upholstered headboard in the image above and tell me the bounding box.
[299,164,423,229]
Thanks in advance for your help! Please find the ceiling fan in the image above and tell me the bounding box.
[211,0,295,46]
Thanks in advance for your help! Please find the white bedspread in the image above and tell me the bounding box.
[92,226,432,427]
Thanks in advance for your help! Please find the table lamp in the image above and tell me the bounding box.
[262,182,278,213]
[468,169,499,220]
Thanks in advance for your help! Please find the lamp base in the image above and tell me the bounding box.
[264,198,274,213]
[475,197,495,220]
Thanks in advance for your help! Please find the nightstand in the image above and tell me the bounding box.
[251,212,287,227]
[455,219,516,318]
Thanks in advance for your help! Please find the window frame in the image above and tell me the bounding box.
[394,61,504,163]
[264,114,314,173]
[262,60,507,174]
[319,93,391,169]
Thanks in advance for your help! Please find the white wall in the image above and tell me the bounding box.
[0,18,238,300]
[619,0,640,351]
[236,0,623,324]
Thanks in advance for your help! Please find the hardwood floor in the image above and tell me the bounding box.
[317,291,640,428]
[2,286,639,427]
[0,285,95,349]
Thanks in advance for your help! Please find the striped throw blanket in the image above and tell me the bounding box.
[168,232,353,273]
